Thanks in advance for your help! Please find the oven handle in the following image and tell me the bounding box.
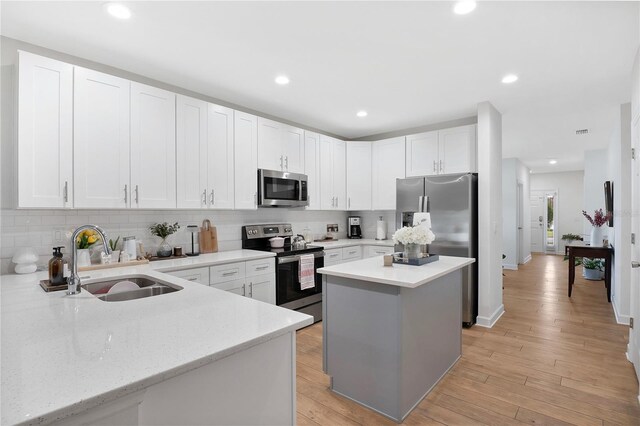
[278,251,325,264]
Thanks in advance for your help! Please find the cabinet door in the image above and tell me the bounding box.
[324,248,343,266]
[372,137,406,210]
[405,131,438,177]
[74,67,130,208]
[332,139,347,210]
[318,135,335,210]
[176,95,208,209]
[257,117,283,171]
[233,111,258,209]
[211,278,246,296]
[438,124,476,174]
[17,51,73,208]
[282,125,305,173]
[130,82,176,208]
[304,131,321,210]
[208,104,235,209]
[248,273,276,304]
[346,142,372,210]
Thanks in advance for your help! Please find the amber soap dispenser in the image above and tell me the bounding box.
[48,247,68,285]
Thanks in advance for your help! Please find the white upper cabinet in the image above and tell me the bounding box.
[319,136,346,210]
[74,67,130,209]
[176,95,208,209]
[18,51,73,208]
[130,82,176,209]
[438,124,477,174]
[372,137,406,210]
[207,104,235,210]
[346,142,372,210]
[257,118,305,173]
[234,111,258,210]
[405,125,476,177]
[303,131,321,210]
[406,131,439,177]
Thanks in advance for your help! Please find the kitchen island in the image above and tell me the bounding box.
[318,255,475,422]
[1,251,313,426]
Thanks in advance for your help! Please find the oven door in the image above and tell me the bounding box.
[258,169,308,207]
[276,252,324,307]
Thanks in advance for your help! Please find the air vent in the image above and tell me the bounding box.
[575,129,589,135]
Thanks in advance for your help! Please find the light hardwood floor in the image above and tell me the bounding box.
[296,254,640,425]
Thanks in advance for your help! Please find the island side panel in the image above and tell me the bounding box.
[138,332,296,426]
[399,269,463,419]
[324,276,403,420]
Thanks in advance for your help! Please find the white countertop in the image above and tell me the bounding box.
[148,249,276,272]
[310,238,395,249]
[318,255,475,288]
[1,249,312,426]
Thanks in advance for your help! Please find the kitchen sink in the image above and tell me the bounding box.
[82,276,183,302]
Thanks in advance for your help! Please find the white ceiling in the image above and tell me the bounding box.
[1,1,638,172]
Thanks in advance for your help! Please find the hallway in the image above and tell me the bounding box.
[296,254,640,425]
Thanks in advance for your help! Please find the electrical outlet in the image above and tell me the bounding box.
[327,224,339,233]
[53,228,67,244]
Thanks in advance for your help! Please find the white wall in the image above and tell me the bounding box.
[583,149,609,240]
[530,171,585,255]
[476,102,504,327]
[607,103,632,324]
[502,158,530,270]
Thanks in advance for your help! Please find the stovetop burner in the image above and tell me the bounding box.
[253,245,323,257]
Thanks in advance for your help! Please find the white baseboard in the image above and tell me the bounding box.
[612,299,631,325]
[522,254,532,264]
[476,304,505,328]
[502,264,518,271]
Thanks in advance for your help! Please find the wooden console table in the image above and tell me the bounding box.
[566,242,613,302]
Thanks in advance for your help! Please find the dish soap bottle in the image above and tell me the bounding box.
[48,246,68,285]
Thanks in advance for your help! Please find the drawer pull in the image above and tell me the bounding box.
[222,271,237,276]
[255,265,269,270]
[329,253,339,257]
[188,278,198,282]
[348,250,357,255]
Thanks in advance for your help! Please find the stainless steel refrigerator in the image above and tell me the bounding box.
[396,173,478,326]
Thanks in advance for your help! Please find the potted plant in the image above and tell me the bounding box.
[582,257,604,281]
[149,222,180,257]
[75,229,101,267]
[582,209,611,247]
[108,236,120,263]
[392,225,435,259]
[561,233,583,243]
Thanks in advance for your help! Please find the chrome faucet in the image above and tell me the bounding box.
[67,225,111,295]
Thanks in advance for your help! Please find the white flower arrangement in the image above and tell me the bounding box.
[392,226,436,245]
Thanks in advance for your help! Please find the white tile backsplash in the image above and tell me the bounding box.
[0,208,351,274]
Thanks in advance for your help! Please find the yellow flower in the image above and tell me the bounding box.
[87,235,97,244]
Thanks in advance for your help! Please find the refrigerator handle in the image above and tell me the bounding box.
[418,196,429,213]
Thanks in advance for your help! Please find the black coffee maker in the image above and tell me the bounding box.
[347,216,362,239]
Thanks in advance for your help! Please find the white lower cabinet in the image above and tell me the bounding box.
[165,267,210,285]
[342,246,362,261]
[364,245,395,258]
[208,259,275,304]
[324,248,343,266]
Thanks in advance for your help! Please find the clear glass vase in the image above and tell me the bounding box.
[156,238,172,257]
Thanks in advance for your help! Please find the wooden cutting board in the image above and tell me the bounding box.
[200,219,218,253]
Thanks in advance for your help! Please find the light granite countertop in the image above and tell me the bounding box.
[1,249,312,425]
[309,238,395,250]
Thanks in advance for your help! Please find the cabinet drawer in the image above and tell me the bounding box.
[165,267,210,285]
[324,248,343,265]
[364,246,394,258]
[246,258,275,277]
[342,246,362,261]
[210,278,246,296]
[210,262,246,284]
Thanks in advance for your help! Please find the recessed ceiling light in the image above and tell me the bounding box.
[275,75,290,85]
[549,159,557,165]
[104,2,131,20]
[453,1,477,15]
[356,111,368,118]
[501,74,519,84]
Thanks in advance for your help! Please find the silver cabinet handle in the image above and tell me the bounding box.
[124,184,128,204]
[348,197,351,209]
[285,156,288,170]
[63,181,69,203]
[348,250,356,255]
[241,284,246,297]
[439,160,443,173]
[335,197,338,208]
[280,155,283,170]
[331,196,334,207]
[222,271,237,276]
[254,192,257,206]
[632,261,640,268]
[202,189,207,205]
[433,161,437,173]
[329,253,339,257]
[134,185,139,204]
[255,265,269,270]
[210,189,214,205]
[248,282,253,297]
[188,277,198,282]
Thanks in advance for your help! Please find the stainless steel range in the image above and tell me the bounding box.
[242,224,324,323]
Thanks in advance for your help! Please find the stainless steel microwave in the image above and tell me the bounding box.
[258,169,309,207]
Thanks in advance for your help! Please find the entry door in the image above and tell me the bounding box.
[630,116,640,386]
[530,191,545,253]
